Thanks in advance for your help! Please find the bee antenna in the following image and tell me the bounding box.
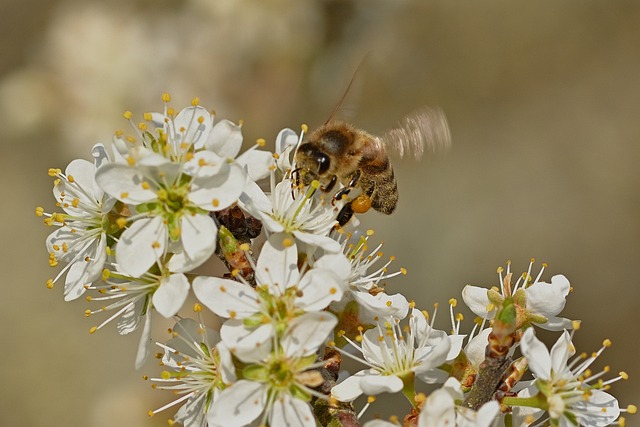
[325,53,370,125]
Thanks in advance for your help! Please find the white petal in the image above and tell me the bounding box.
[179,213,217,267]
[574,390,620,426]
[173,106,213,150]
[183,150,225,177]
[293,231,341,253]
[275,128,299,155]
[549,330,574,376]
[281,312,337,357]
[465,328,492,368]
[414,337,452,379]
[220,320,274,363]
[193,276,261,318]
[363,421,398,427]
[189,163,247,211]
[519,328,551,380]
[296,269,344,311]
[419,387,455,426]
[237,149,274,182]
[116,217,167,277]
[360,374,403,395]
[331,370,367,402]
[63,159,102,206]
[461,285,493,318]
[313,253,352,282]
[270,393,315,427]
[95,163,157,204]
[116,300,141,335]
[208,380,265,426]
[238,179,273,216]
[134,309,152,369]
[205,119,243,158]
[525,275,570,318]
[91,143,111,169]
[153,273,190,318]
[256,233,299,293]
[537,316,573,331]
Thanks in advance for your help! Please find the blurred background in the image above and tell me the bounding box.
[2,0,640,425]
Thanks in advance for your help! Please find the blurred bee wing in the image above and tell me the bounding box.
[380,106,452,159]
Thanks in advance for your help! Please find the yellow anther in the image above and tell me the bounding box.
[329,287,337,295]
[143,112,153,121]
[449,298,457,307]
[35,207,44,216]
[310,180,321,189]
[239,243,250,251]
[46,279,54,289]
[301,124,308,133]
[572,320,582,330]
[116,217,127,229]
[229,310,237,319]
[48,168,61,176]
[192,303,202,313]
[367,396,376,404]
[366,229,375,236]
[212,198,220,207]
[408,300,416,309]
[84,309,91,317]
[627,405,637,414]
[161,93,171,102]
[272,153,280,159]
[256,138,266,147]
[231,269,239,277]
[620,371,629,380]
[602,338,612,347]
[497,266,504,274]
[197,116,205,124]
[386,301,392,307]
[456,313,464,322]
[152,241,161,249]
[141,181,151,190]
[127,156,136,166]
[123,111,132,120]
[89,326,98,334]
[355,335,363,343]
[191,97,200,106]
[120,192,129,199]
[138,122,147,131]
[422,309,429,319]
[167,107,175,116]
[283,238,294,247]
[147,410,154,417]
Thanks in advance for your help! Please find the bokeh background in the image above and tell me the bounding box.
[2,0,639,426]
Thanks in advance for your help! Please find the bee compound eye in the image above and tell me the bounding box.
[317,153,331,175]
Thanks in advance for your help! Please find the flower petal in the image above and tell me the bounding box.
[331,370,367,402]
[189,163,247,211]
[360,374,403,396]
[172,106,213,150]
[525,275,570,319]
[256,233,299,293]
[153,273,190,318]
[193,276,261,319]
[179,213,217,268]
[296,269,344,311]
[461,285,493,318]
[519,328,551,380]
[205,119,243,158]
[116,216,167,277]
[220,320,274,363]
[270,393,315,427]
[281,312,337,357]
[95,163,157,204]
[208,380,265,427]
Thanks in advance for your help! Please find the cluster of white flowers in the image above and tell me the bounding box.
[38,97,635,427]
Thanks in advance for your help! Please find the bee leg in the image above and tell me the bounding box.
[337,203,354,226]
[322,175,338,193]
[332,170,361,205]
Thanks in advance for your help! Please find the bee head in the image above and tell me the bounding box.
[295,143,332,181]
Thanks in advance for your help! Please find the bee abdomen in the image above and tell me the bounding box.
[369,167,398,215]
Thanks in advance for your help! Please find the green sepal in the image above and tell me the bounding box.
[242,364,269,382]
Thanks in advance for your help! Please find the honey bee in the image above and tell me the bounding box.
[294,106,451,225]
